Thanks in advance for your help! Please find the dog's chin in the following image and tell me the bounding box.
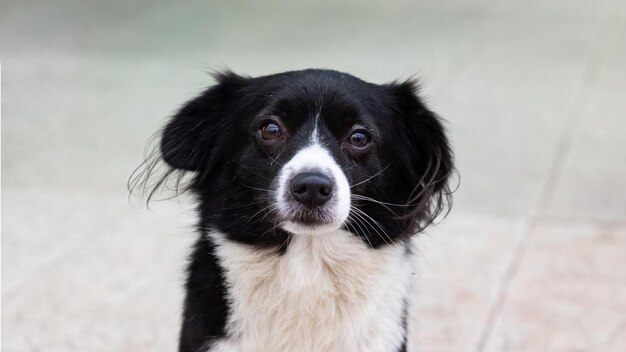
[280,220,344,235]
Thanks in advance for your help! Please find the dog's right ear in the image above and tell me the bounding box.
[161,71,250,171]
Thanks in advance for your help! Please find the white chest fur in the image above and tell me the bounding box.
[208,230,414,352]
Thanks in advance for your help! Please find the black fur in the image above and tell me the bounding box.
[131,69,454,351]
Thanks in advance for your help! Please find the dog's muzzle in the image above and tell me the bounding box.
[275,144,351,235]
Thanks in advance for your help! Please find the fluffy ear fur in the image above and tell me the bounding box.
[386,79,454,232]
[161,71,250,171]
[128,71,251,204]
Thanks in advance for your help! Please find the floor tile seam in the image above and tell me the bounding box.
[473,2,619,349]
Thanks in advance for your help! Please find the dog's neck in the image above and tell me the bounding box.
[208,230,413,352]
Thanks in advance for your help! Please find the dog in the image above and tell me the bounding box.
[134,69,453,352]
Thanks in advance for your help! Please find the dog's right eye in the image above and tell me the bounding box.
[348,131,370,147]
[259,120,284,141]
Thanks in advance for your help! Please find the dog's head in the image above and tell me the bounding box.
[141,69,453,248]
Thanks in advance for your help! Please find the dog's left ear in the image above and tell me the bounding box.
[386,79,454,228]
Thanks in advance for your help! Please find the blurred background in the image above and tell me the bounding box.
[2,0,625,351]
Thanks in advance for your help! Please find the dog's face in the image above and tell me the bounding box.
[157,69,452,248]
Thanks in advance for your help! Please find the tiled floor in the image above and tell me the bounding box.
[2,1,625,351]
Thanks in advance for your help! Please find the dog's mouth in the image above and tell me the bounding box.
[280,203,338,224]
[279,213,344,235]
[287,208,333,225]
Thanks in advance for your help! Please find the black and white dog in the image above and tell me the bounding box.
[136,69,453,352]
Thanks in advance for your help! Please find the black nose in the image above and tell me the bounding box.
[290,172,334,207]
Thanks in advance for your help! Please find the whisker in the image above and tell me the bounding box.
[351,206,395,246]
[350,163,392,189]
[243,185,278,193]
[237,165,273,182]
[259,205,279,222]
[342,162,362,171]
[277,232,293,253]
[263,149,285,167]
[350,194,402,217]
[351,194,412,208]
[352,211,389,247]
[246,204,277,223]
[346,207,393,244]
[347,214,374,249]
[348,212,372,245]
